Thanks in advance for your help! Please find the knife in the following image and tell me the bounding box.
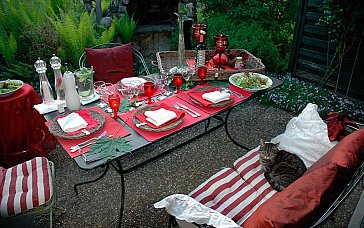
[175,102,201,117]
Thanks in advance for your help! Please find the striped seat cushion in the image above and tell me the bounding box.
[0,157,53,218]
[189,168,268,226]
[234,147,277,200]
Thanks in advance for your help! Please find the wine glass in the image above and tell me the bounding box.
[213,34,228,70]
[198,66,208,85]
[144,81,155,104]
[173,73,183,94]
[130,80,143,99]
[108,93,121,118]
[94,81,107,108]
[119,82,134,101]
[102,82,114,113]
[182,68,195,90]
[156,74,166,92]
[160,71,173,96]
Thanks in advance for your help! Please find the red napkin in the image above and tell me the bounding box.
[325,112,357,141]
[188,88,233,107]
[56,109,99,135]
[135,103,185,129]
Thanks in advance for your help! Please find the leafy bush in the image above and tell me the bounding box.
[114,12,137,44]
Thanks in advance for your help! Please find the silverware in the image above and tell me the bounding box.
[173,103,198,118]
[136,122,148,127]
[220,87,244,99]
[70,131,107,153]
[175,102,201,117]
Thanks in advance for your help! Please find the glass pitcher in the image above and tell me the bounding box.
[74,67,95,101]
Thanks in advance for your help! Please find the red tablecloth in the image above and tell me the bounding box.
[0,84,56,168]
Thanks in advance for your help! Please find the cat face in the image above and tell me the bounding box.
[259,139,280,170]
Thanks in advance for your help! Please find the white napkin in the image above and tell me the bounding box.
[57,112,88,132]
[34,100,66,114]
[202,91,231,103]
[144,108,177,127]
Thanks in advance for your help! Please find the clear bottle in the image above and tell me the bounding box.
[34,58,54,105]
[63,65,80,111]
[195,31,207,69]
[50,54,65,101]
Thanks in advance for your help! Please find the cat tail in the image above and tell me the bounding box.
[264,172,285,192]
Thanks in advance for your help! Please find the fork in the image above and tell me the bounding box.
[70,131,107,153]
[220,87,245,99]
[172,103,198,118]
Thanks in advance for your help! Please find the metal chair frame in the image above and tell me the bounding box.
[79,43,150,77]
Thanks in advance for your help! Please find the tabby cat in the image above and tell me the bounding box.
[259,139,307,191]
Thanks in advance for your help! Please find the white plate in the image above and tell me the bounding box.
[0,79,24,98]
[229,73,273,92]
[119,77,147,85]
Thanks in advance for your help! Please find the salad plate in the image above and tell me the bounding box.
[0,79,24,98]
[229,72,273,92]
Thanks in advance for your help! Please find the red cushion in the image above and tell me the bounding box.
[307,128,364,174]
[85,43,134,84]
[0,157,53,217]
[244,163,340,228]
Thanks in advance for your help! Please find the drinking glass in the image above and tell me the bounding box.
[160,71,173,96]
[94,81,107,108]
[102,82,114,113]
[119,82,134,101]
[144,81,155,104]
[173,73,183,94]
[213,34,229,70]
[108,93,121,119]
[130,80,143,98]
[182,68,195,90]
[155,74,166,92]
[198,66,208,85]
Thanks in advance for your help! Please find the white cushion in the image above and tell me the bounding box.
[271,103,337,167]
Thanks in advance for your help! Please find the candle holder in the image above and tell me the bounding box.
[213,34,229,70]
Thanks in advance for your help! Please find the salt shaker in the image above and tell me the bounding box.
[34,58,54,105]
[50,54,65,101]
[63,65,80,111]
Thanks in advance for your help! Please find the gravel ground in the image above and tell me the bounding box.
[2,100,362,227]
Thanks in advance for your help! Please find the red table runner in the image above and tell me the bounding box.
[48,106,130,158]
[177,84,252,114]
[119,96,210,142]
[102,84,164,102]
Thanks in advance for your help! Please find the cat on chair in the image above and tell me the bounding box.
[259,139,307,191]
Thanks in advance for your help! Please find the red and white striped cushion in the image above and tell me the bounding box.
[0,157,53,218]
[189,168,267,226]
[234,147,277,200]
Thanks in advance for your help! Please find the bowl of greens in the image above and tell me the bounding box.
[0,79,24,97]
[229,72,273,92]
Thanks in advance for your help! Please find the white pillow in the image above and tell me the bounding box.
[271,103,337,168]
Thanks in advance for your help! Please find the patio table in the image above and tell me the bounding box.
[43,75,282,227]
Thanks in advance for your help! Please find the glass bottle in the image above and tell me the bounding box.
[34,58,54,105]
[49,54,65,101]
[174,12,189,73]
[195,32,206,69]
[63,65,80,111]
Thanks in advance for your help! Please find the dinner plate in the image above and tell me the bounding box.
[188,86,234,108]
[116,76,156,94]
[132,105,184,132]
[48,110,106,139]
[0,79,24,98]
[229,72,273,92]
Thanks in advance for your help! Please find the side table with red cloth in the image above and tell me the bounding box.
[0,84,56,168]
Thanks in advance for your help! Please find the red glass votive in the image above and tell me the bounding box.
[108,93,121,118]
[198,66,208,85]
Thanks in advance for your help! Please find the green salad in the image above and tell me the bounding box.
[0,80,23,94]
[232,72,269,89]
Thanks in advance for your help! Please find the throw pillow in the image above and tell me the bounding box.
[271,103,337,167]
[85,43,134,84]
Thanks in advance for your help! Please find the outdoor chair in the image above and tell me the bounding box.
[0,157,55,227]
[79,43,150,84]
[155,103,364,228]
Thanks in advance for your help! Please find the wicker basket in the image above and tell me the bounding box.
[156,49,265,81]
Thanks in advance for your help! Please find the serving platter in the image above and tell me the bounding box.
[229,72,273,92]
[0,79,24,98]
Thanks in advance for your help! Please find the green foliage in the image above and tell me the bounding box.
[88,137,132,163]
[114,12,137,43]
[0,25,17,65]
[101,0,112,16]
[0,62,36,88]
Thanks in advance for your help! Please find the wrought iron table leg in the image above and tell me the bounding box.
[74,164,110,195]
[224,107,252,151]
[113,159,125,228]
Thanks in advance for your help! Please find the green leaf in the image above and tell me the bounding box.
[88,137,132,162]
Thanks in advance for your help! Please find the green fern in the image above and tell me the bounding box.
[0,26,17,65]
[115,12,137,43]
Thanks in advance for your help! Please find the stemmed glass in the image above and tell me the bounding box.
[130,80,143,99]
[213,34,229,70]
[102,82,114,113]
[94,81,107,108]
[198,66,208,85]
[119,82,134,101]
[144,81,155,104]
[160,71,173,96]
[182,68,195,90]
[108,93,121,119]
[173,73,183,94]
